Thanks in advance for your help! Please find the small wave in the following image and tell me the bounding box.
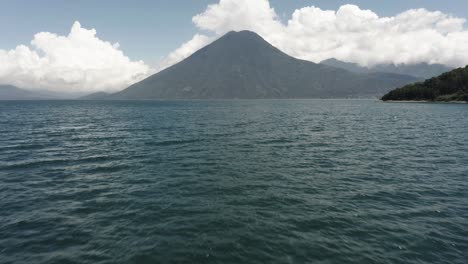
[0,143,50,151]
[258,138,295,145]
[78,155,117,163]
[1,159,70,170]
[145,139,201,147]
[83,164,132,173]
[0,155,120,170]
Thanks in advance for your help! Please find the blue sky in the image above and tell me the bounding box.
[1,0,467,65]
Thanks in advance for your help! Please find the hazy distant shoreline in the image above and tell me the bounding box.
[2,97,464,103]
[383,100,467,104]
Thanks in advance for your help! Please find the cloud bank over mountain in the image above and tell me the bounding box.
[0,22,151,93]
[2,0,468,93]
[166,0,468,69]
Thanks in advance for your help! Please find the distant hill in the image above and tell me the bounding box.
[110,31,418,99]
[320,58,453,79]
[382,66,468,102]
[320,59,370,74]
[79,92,110,100]
[0,85,51,100]
[0,85,89,100]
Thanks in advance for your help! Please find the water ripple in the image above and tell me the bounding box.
[0,100,467,264]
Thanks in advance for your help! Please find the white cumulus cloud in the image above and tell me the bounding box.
[0,21,152,93]
[163,0,468,68]
[157,34,214,71]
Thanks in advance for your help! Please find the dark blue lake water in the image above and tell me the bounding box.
[0,100,467,264]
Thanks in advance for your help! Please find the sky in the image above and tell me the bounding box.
[1,0,468,94]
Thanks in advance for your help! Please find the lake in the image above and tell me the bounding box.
[0,100,467,263]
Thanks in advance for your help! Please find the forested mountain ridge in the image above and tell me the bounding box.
[381,66,468,101]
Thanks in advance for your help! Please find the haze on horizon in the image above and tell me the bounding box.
[1,0,468,94]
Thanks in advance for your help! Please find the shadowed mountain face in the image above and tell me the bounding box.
[320,58,453,79]
[112,31,418,99]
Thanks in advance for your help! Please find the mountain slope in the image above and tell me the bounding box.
[382,66,468,101]
[112,31,418,99]
[320,58,453,79]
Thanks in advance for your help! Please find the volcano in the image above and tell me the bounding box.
[111,31,418,99]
